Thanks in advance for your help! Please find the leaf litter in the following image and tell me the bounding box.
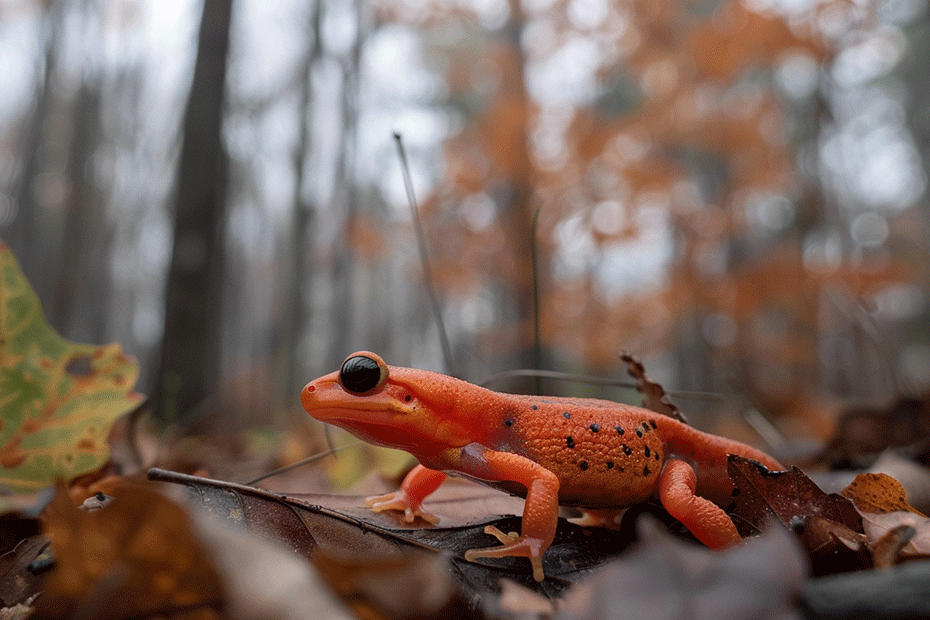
[2,246,930,617]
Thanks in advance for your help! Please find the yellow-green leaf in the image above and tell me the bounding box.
[0,242,144,492]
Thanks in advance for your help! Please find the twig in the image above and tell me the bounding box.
[393,132,455,376]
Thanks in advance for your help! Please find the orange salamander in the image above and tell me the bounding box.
[301,351,784,581]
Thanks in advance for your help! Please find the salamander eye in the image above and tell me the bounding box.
[339,353,387,394]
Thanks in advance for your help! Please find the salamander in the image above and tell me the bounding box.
[301,351,784,580]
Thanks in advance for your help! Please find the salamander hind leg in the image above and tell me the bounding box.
[658,457,741,549]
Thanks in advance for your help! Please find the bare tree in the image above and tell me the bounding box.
[154,0,234,421]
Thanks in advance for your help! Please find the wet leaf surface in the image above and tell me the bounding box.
[726,455,870,574]
[148,467,660,597]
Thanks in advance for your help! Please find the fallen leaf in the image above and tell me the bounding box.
[558,518,808,620]
[30,482,225,620]
[313,548,483,620]
[495,578,554,619]
[726,455,869,574]
[857,511,930,563]
[870,524,917,569]
[728,456,863,533]
[0,244,144,492]
[148,467,652,596]
[867,452,930,516]
[193,508,355,620]
[619,351,688,424]
[841,472,926,517]
[0,601,34,620]
[0,534,47,608]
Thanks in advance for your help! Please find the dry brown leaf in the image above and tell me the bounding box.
[841,472,926,517]
[619,351,688,424]
[858,511,930,563]
[495,578,554,619]
[148,468,641,594]
[727,456,870,574]
[0,534,47,608]
[870,524,917,569]
[313,549,481,620]
[30,482,225,620]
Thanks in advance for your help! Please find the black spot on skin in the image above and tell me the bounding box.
[654,452,660,461]
[635,428,643,438]
[644,446,651,458]
[615,426,625,435]
[622,444,632,456]
[566,436,575,449]
[579,461,589,471]
[650,420,658,429]
[641,422,651,433]
[643,465,651,476]
[589,423,600,432]
[405,394,412,402]
[504,418,514,427]
[606,461,614,469]
[563,411,571,419]
[531,405,538,410]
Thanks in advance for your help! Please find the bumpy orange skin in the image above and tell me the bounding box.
[302,352,784,581]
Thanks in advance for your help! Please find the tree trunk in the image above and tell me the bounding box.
[494,0,544,387]
[154,0,234,421]
[276,0,322,424]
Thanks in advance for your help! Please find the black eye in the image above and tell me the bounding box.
[340,355,384,394]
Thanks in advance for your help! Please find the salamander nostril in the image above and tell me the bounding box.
[307,385,315,393]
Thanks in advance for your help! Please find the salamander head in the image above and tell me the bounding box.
[301,351,481,457]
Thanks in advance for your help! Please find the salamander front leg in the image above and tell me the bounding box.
[366,464,446,524]
[458,447,560,581]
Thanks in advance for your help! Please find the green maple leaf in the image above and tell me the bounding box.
[0,242,144,492]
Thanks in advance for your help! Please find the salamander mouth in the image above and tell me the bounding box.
[326,416,434,454]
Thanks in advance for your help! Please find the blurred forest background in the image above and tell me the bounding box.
[2,0,929,443]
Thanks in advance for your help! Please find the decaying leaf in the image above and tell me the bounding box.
[558,518,808,620]
[494,579,554,619]
[0,533,47,608]
[619,351,688,424]
[857,511,930,564]
[30,482,225,620]
[870,524,917,569]
[841,472,926,517]
[0,244,144,492]
[839,472,930,566]
[193,507,356,620]
[148,467,647,596]
[726,455,869,574]
[313,548,483,620]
